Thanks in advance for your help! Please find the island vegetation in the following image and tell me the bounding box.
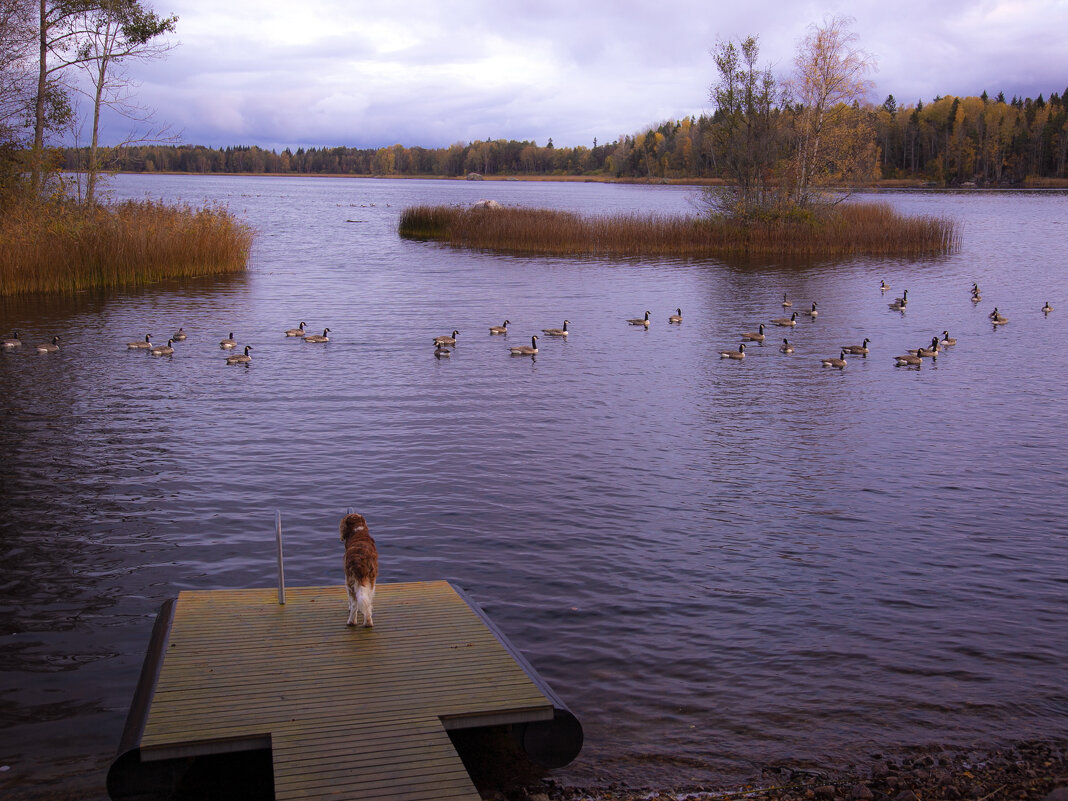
[0,0,253,297]
[398,202,959,259]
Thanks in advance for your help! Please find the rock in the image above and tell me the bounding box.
[894,790,919,801]
[1044,788,1068,801]
[816,785,836,799]
[471,198,501,209]
[851,784,874,800]
[466,172,484,180]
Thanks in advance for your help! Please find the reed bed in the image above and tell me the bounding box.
[399,202,960,258]
[0,199,254,297]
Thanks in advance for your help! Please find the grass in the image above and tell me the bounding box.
[0,199,254,297]
[398,202,960,258]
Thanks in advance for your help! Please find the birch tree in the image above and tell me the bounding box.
[74,0,175,202]
[789,15,877,206]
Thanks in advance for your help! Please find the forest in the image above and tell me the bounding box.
[63,89,1068,186]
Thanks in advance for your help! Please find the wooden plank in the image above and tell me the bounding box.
[147,647,525,688]
[147,671,542,711]
[144,698,551,742]
[271,723,479,800]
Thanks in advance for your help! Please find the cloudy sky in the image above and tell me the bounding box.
[88,0,1068,151]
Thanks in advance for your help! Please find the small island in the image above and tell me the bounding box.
[398,201,959,258]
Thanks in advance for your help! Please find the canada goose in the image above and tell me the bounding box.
[908,337,940,357]
[220,332,237,349]
[434,330,458,345]
[880,280,890,291]
[842,338,870,355]
[542,320,570,337]
[771,312,798,326]
[509,335,539,355]
[940,331,957,347]
[284,321,307,337]
[127,334,152,349]
[2,330,22,348]
[821,350,847,369]
[36,336,60,352]
[1042,301,1053,314]
[971,282,979,294]
[434,342,451,358]
[489,320,510,334]
[171,327,187,341]
[894,352,923,366]
[889,297,907,311]
[781,294,793,308]
[305,328,331,342]
[894,290,908,306]
[719,343,745,359]
[991,315,1008,326]
[802,302,819,317]
[741,323,766,342]
[226,345,253,364]
[971,293,982,303]
[151,339,175,356]
[627,311,651,327]
[669,308,683,323]
[988,307,1003,320]
[779,338,794,353]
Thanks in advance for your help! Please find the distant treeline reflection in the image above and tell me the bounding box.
[63,91,1066,185]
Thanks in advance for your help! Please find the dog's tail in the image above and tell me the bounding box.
[356,581,375,618]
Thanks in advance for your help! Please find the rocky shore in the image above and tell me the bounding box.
[514,740,1067,801]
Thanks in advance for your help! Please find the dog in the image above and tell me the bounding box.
[340,512,378,627]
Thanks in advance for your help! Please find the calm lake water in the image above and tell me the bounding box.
[1,176,1066,798]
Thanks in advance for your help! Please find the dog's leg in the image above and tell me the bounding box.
[358,583,374,628]
[346,583,357,626]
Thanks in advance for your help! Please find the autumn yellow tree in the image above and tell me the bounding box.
[787,15,877,205]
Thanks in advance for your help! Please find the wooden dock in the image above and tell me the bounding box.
[108,580,581,801]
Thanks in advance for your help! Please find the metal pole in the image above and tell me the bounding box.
[276,510,286,605]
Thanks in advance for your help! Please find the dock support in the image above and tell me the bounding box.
[275,510,285,605]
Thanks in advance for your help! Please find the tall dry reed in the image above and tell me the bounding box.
[399,202,960,258]
[0,199,254,297]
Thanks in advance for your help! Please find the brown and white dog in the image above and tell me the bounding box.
[340,512,378,627]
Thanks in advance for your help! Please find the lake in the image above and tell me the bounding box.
[0,176,1066,798]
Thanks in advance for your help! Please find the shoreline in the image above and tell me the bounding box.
[103,171,1068,189]
[534,739,1068,801]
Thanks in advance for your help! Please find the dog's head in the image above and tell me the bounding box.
[340,512,370,542]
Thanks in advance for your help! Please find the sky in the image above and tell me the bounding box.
[86,0,1068,152]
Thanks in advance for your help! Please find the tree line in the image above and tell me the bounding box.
[61,86,1065,188]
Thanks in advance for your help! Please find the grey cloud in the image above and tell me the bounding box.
[90,0,1068,150]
